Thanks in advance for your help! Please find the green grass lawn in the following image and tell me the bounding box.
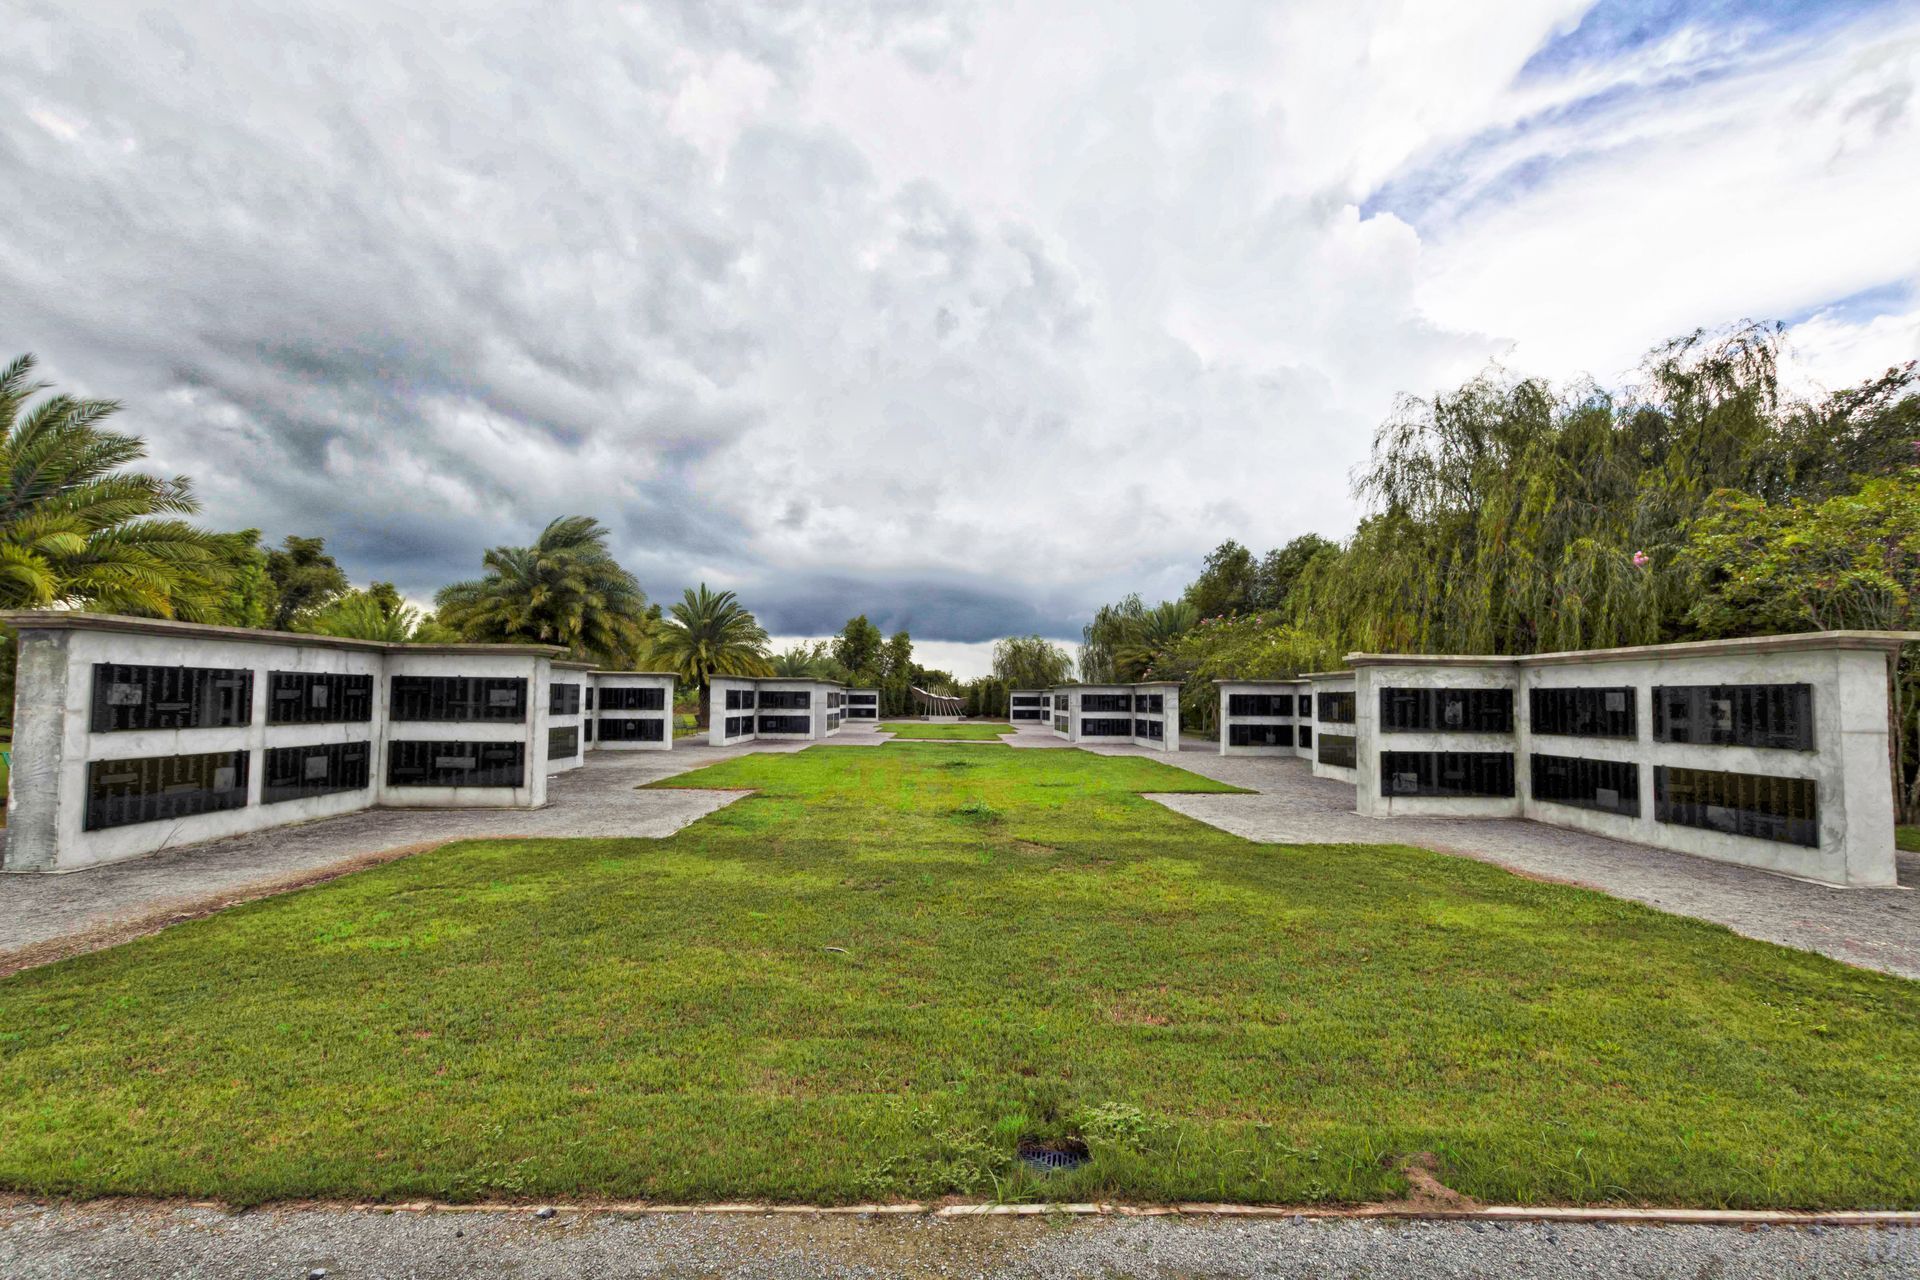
[1899,825,1919,853]
[3,744,1919,1209]
[879,721,1015,740]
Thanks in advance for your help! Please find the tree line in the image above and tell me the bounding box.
[1076,323,1920,810]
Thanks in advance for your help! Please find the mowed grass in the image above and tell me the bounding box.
[880,721,1015,740]
[2,744,1920,1209]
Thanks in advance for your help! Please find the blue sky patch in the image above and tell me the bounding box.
[1521,0,1896,79]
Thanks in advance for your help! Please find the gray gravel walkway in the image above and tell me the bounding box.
[0,730,887,965]
[2,1202,1915,1279]
[1049,732,1920,979]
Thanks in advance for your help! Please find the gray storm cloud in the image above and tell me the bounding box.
[3,0,1915,661]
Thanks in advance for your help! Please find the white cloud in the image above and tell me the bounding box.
[0,0,1913,651]
[1784,290,1920,398]
[1411,10,1920,382]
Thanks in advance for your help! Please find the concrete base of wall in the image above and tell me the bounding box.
[1369,796,1522,819]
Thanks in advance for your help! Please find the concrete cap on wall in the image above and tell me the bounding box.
[587,670,680,678]
[1210,677,1311,685]
[722,676,847,687]
[0,610,571,658]
[1051,682,1178,690]
[1346,630,1920,670]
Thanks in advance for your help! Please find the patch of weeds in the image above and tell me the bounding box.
[853,1102,1013,1199]
[445,1122,536,1199]
[1074,1101,1167,1154]
[950,799,1003,824]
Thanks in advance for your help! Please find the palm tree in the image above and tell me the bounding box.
[0,353,235,618]
[653,585,773,725]
[771,641,829,677]
[304,587,429,642]
[435,516,650,664]
[1115,600,1198,680]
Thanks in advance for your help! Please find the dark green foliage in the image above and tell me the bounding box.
[1296,324,1914,657]
[1080,597,1196,683]
[1182,540,1260,618]
[1763,362,1920,501]
[1253,534,1338,612]
[833,615,884,682]
[1083,324,1920,743]
[990,634,1073,689]
[435,517,650,665]
[652,584,774,724]
[0,352,239,620]
[772,641,833,677]
[265,535,350,630]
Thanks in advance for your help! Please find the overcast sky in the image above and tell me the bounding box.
[5,0,1917,677]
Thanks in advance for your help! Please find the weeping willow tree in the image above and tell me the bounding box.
[1294,325,1794,656]
[1078,594,1146,681]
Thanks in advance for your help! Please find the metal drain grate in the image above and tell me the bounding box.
[1017,1137,1090,1174]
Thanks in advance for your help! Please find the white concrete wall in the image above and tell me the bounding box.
[1306,673,1358,784]
[1131,683,1181,751]
[1008,689,1047,723]
[754,678,811,741]
[3,618,562,872]
[1060,685,1133,745]
[1216,680,1310,757]
[7,627,387,872]
[710,677,759,746]
[589,672,675,752]
[545,667,592,773]
[707,678,842,744]
[379,650,550,810]
[1520,648,1889,885]
[1345,640,1903,887]
[1049,684,1179,749]
[1356,663,1520,819]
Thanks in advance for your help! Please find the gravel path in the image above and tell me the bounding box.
[3,1202,1916,1279]
[0,728,889,967]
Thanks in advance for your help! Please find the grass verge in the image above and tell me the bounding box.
[879,722,1014,741]
[1,744,1917,1209]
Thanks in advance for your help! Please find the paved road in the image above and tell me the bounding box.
[3,1202,1917,1279]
